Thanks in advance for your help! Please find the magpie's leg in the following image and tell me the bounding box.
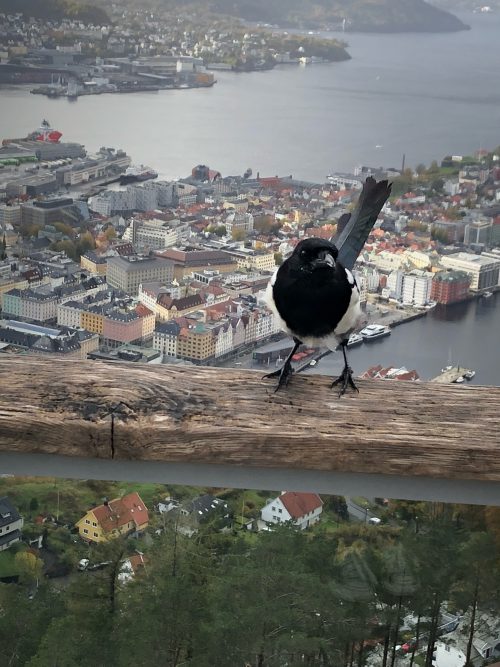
[263,337,301,392]
[331,339,359,396]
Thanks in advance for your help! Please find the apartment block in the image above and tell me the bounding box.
[431,270,471,304]
[440,252,500,291]
[106,255,174,295]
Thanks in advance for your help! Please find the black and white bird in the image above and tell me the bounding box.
[264,176,392,395]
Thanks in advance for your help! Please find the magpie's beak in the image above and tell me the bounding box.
[311,251,336,270]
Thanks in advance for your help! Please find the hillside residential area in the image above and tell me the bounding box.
[0,473,500,666]
[0,4,349,96]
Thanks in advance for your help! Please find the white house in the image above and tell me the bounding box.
[0,496,23,551]
[261,492,323,530]
[473,632,500,661]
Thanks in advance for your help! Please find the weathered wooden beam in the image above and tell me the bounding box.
[0,357,499,504]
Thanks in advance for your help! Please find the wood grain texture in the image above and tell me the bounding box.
[0,356,499,483]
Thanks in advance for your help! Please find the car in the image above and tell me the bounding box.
[367,517,381,525]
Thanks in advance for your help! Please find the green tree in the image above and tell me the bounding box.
[428,160,440,174]
[0,583,64,666]
[231,227,246,242]
[15,551,43,586]
[254,214,275,233]
[50,239,77,260]
[116,529,210,666]
[0,233,7,260]
[452,532,500,666]
[76,231,96,257]
[29,496,39,513]
[53,222,76,238]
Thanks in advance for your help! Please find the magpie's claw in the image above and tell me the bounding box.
[263,363,294,392]
[331,366,359,397]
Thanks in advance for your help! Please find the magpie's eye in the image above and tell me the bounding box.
[300,249,307,258]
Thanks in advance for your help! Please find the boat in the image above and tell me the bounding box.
[119,165,158,185]
[441,365,453,373]
[360,324,391,341]
[463,370,476,380]
[454,376,465,384]
[309,359,317,367]
[482,291,493,298]
[346,333,363,348]
[2,119,63,146]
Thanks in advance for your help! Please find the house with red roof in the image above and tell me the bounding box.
[75,492,149,543]
[261,491,323,530]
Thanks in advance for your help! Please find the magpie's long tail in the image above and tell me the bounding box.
[333,176,392,271]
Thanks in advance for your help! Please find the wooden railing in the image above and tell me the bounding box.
[0,356,499,505]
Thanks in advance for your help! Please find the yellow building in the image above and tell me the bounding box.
[81,252,108,276]
[177,325,216,363]
[75,492,149,544]
[135,304,156,340]
[156,293,204,322]
[235,252,276,272]
[81,308,105,335]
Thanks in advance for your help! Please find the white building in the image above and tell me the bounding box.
[0,496,23,551]
[225,211,254,236]
[152,321,180,357]
[89,181,178,215]
[464,219,492,247]
[440,252,500,291]
[361,266,380,292]
[130,183,158,212]
[387,270,404,300]
[261,492,323,530]
[367,250,407,272]
[9,290,59,322]
[405,250,431,270]
[214,322,233,358]
[255,310,280,340]
[131,218,189,251]
[354,272,368,305]
[57,300,83,328]
[401,270,433,306]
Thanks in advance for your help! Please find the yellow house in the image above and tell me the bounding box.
[75,492,149,543]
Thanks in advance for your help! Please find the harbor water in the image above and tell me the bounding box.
[228,294,499,385]
[1,13,500,181]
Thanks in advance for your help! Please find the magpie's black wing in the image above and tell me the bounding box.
[333,177,392,271]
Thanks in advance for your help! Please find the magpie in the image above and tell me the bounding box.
[264,176,392,395]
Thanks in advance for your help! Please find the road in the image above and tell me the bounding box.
[345,497,379,523]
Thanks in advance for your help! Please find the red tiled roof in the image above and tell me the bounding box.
[135,304,154,318]
[91,492,149,534]
[280,492,323,519]
[128,553,149,573]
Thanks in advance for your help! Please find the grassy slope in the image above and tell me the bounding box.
[172,0,470,32]
[0,0,109,24]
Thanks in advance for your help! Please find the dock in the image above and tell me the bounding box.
[430,366,472,384]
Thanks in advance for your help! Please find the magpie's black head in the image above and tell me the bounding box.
[291,238,338,274]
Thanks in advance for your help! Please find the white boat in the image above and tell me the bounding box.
[482,291,493,298]
[454,376,465,384]
[360,324,391,341]
[309,359,317,367]
[463,370,475,380]
[441,365,453,373]
[346,333,363,347]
